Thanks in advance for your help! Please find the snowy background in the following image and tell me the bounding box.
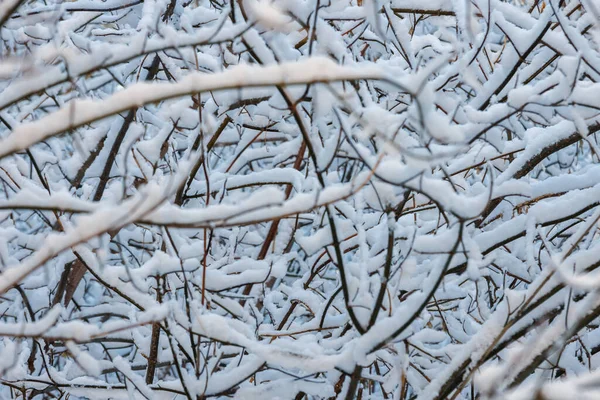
[0,0,600,399]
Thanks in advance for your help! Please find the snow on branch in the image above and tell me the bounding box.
[1,0,600,399]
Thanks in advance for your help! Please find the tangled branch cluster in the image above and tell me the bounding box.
[1,0,600,399]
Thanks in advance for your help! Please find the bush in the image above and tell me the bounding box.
[0,1,599,399]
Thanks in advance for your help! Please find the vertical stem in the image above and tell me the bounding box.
[146,275,162,385]
[344,365,362,400]
[202,228,207,306]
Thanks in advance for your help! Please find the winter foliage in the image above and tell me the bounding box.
[1,0,600,398]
